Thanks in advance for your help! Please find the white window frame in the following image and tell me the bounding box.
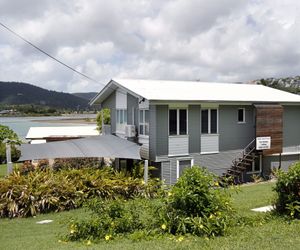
[176,158,194,179]
[116,109,127,133]
[238,108,246,124]
[169,108,188,136]
[201,108,218,134]
[139,109,149,136]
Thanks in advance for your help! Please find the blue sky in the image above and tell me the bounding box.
[0,0,299,92]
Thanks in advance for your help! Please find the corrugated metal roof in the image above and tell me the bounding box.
[109,79,300,103]
[26,125,99,139]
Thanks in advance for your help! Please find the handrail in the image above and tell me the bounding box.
[243,139,256,153]
[237,139,256,160]
[226,138,257,182]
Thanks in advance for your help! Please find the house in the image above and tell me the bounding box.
[26,125,99,144]
[90,79,300,184]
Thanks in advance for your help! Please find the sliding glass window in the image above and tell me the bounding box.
[169,109,187,135]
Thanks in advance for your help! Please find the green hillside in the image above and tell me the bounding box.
[72,92,97,101]
[254,76,300,94]
[0,81,89,109]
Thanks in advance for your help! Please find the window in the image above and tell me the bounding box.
[116,109,127,124]
[238,108,245,123]
[176,159,194,179]
[139,109,149,135]
[169,109,187,135]
[201,109,218,134]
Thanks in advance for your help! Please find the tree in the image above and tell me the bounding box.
[96,109,111,132]
[0,125,21,163]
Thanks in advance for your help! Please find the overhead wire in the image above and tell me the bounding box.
[0,21,145,104]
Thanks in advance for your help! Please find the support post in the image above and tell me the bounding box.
[279,153,282,169]
[259,154,263,173]
[6,143,13,175]
[144,160,148,185]
[115,158,120,171]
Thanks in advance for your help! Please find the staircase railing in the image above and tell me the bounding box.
[242,139,256,157]
[226,138,257,184]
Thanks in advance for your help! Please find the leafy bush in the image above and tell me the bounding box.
[0,143,21,163]
[52,158,102,171]
[96,108,111,132]
[19,161,36,175]
[274,162,300,218]
[164,166,233,237]
[65,166,234,242]
[0,125,21,163]
[65,198,164,242]
[0,168,162,218]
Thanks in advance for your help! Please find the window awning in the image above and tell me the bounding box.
[19,135,141,161]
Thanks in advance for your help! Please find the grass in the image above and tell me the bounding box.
[1,181,300,249]
[0,163,19,178]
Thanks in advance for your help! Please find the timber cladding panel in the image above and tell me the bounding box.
[255,104,283,155]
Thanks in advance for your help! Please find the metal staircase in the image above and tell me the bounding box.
[222,139,257,184]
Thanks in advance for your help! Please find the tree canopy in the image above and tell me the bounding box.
[0,125,21,163]
[96,109,111,132]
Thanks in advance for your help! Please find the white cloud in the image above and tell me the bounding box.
[0,0,300,92]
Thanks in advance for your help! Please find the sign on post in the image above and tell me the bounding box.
[256,137,271,150]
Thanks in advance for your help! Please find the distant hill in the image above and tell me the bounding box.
[0,81,89,109]
[252,76,300,94]
[72,92,97,101]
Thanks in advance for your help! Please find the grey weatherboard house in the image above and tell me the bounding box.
[91,79,300,184]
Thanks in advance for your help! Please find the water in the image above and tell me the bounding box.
[0,114,97,140]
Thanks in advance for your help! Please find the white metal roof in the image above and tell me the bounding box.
[26,125,99,139]
[109,79,300,103]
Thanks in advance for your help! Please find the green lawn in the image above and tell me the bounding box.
[0,163,7,178]
[0,163,19,178]
[1,181,300,250]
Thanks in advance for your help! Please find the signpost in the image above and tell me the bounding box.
[256,137,271,150]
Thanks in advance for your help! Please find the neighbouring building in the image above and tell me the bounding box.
[91,79,300,184]
[26,125,99,144]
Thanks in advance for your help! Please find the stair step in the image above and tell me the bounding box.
[223,139,258,183]
[238,161,252,166]
[235,165,246,171]
[239,157,254,162]
[227,169,242,174]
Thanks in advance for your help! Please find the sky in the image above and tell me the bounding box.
[0,0,300,93]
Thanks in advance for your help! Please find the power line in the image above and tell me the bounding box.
[0,21,104,87]
[0,21,133,103]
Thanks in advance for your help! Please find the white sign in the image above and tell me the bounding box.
[256,137,271,150]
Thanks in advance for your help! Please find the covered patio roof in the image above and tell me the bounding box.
[19,135,141,161]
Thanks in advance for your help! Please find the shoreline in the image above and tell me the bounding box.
[31,118,97,125]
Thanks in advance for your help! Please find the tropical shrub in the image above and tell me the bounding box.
[274,162,300,218]
[0,125,21,163]
[65,166,234,242]
[19,161,36,175]
[164,166,233,237]
[96,108,111,132]
[65,198,165,242]
[52,158,102,171]
[0,167,162,218]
